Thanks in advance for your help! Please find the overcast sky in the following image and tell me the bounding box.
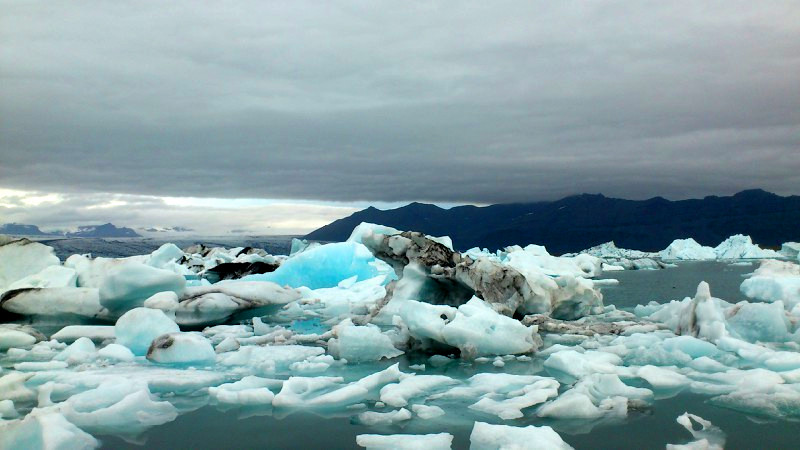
[1,1,799,233]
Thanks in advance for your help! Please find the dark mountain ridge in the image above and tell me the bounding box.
[1,222,141,238]
[305,189,800,254]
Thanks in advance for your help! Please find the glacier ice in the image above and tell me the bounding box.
[0,239,61,294]
[146,332,216,365]
[740,260,800,309]
[0,408,99,450]
[666,413,725,450]
[0,324,44,350]
[327,320,404,362]
[356,432,453,450]
[659,238,717,261]
[114,307,180,356]
[469,422,573,450]
[239,241,395,289]
[208,376,276,405]
[3,222,800,447]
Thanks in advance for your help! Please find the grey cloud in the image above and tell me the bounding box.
[1,1,799,204]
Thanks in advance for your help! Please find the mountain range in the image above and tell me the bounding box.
[305,189,800,254]
[1,223,141,238]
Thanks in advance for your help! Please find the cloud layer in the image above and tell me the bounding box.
[0,188,359,235]
[1,1,799,205]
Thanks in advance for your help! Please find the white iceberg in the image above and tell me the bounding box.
[469,422,573,450]
[114,307,180,355]
[659,238,717,261]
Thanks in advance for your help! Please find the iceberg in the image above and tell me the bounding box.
[469,422,573,450]
[398,298,539,358]
[146,332,216,365]
[0,324,45,350]
[239,242,395,289]
[356,433,453,450]
[0,239,61,293]
[740,260,800,309]
[714,234,781,259]
[114,307,180,356]
[208,376,276,405]
[659,238,717,261]
[175,281,303,326]
[328,320,404,362]
[0,408,99,450]
[666,413,725,450]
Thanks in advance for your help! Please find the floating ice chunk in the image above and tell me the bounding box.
[434,373,548,403]
[146,243,187,272]
[469,378,559,420]
[53,337,97,365]
[347,223,402,244]
[240,242,395,289]
[219,345,325,374]
[637,365,689,390]
[0,324,43,350]
[0,239,61,293]
[14,361,69,371]
[714,234,780,260]
[0,287,104,318]
[645,282,730,343]
[356,433,453,450]
[275,363,405,409]
[97,261,186,313]
[349,222,455,252]
[399,298,537,358]
[7,265,77,291]
[289,354,335,373]
[328,320,403,362]
[57,380,179,435]
[114,307,180,356]
[0,408,99,450]
[538,373,651,419]
[667,413,725,450]
[662,336,719,359]
[208,376,275,405]
[398,299,455,343]
[97,343,134,361]
[740,260,800,309]
[214,336,240,353]
[146,332,216,365]
[411,404,445,419]
[51,325,115,344]
[379,375,458,407]
[272,376,345,408]
[726,301,790,343]
[0,372,36,402]
[441,298,538,358]
[659,239,716,261]
[544,350,621,379]
[357,408,412,426]
[176,281,303,326]
[0,399,17,419]
[537,391,607,419]
[306,275,387,321]
[469,422,573,450]
[143,291,179,317]
[505,248,601,278]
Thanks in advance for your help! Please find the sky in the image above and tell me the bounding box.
[1,1,799,234]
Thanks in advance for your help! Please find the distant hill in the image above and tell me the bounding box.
[0,223,57,236]
[66,223,141,238]
[305,189,800,254]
